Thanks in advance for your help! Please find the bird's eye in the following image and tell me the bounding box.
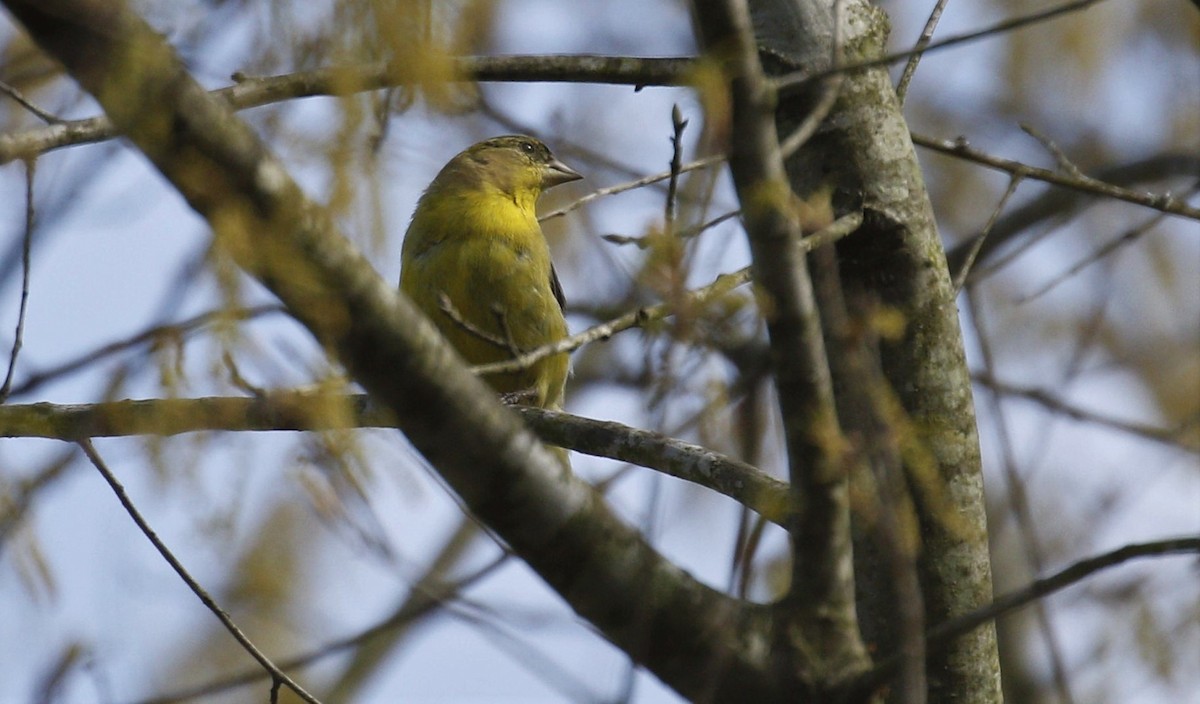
[521,142,535,154]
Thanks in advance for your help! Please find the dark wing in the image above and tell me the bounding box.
[549,263,566,313]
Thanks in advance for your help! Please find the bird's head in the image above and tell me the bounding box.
[429,135,582,202]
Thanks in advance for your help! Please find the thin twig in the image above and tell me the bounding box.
[931,536,1200,646]
[132,550,511,704]
[895,0,953,104]
[665,105,688,229]
[0,56,693,163]
[0,80,64,124]
[952,175,1023,292]
[778,71,842,158]
[223,350,266,397]
[435,293,514,352]
[490,304,523,357]
[973,373,1198,452]
[0,160,36,403]
[1020,123,1085,179]
[77,439,322,704]
[475,211,862,377]
[539,155,725,222]
[603,210,740,248]
[913,133,1200,222]
[517,406,793,523]
[5,304,282,399]
[774,0,1112,91]
[474,281,723,378]
[944,154,1200,276]
[1015,211,1171,304]
[779,0,845,159]
[848,536,1200,699]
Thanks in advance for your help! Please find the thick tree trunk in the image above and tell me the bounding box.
[748,0,1003,701]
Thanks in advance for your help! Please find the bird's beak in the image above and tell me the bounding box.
[543,157,583,188]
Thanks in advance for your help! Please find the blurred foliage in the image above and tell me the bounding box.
[0,1,1196,702]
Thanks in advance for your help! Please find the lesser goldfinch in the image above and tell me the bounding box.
[400,135,580,410]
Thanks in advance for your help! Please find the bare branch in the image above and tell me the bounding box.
[973,374,1200,452]
[932,537,1200,650]
[944,151,1200,277]
[0,56,692,164]
[435,292,518,352]
[693,0,867,683]
[773,0,1112,91]
[475,267,747,377]
[848,536,1200,699]
[134,528,509,704]
[484,208,861,382]
[0,392,793,522]
[0,3,771,699]
[2,56,1191,237]
[603,209,741,248]
[665,104,688,228]
[78,440,322,703]
[517,406,793,522]
[539,154,725,223]
[1014,210,1176,303]
[0,0,1126,166]
[0,79,65,124]
[952,175,1023,292]
[915,135,1200,223]
[4,305,282,399]
[0,160,35,402]
[895,0,954,104]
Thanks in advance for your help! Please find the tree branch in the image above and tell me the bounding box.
[692,0,867,686]
[939,149,1200,277]
[136,524,507,704]
[3,58,1193,233]
[518,406,793,522]
[745,0,1002,699]
[973,374,1199,452]
[0,1,772,699]
[0,393,794,524]
[845,536,1200,700]
[0,160,35,402]
[920,135,1200,236]
[772,0,1113,91]
[78,440,321,703]
[2,304,282,399]
[0,55,692,164]
[478,212,859,378]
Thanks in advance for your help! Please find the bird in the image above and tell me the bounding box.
[399,135,581,411]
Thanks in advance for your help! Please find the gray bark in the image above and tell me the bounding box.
[749,0,1003,701]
